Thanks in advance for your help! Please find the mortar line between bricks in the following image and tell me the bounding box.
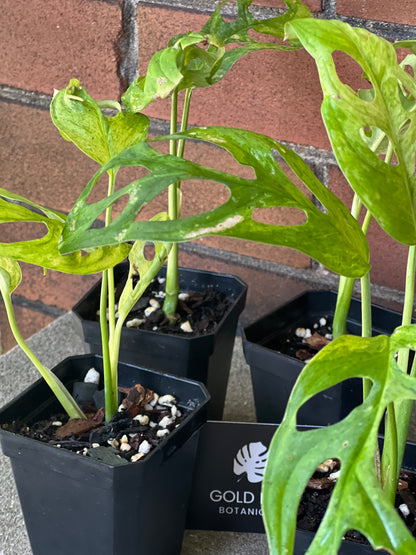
[147,116,339,167]
[0,296,66,319]
[137,0,292,18]
[118,0,140,93]
[179,242,407,306]
[0,86,339,168]
[322,0,337,19]
[137,0,416,41]
[0,85,51,111]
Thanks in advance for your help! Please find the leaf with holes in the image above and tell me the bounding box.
[262,326,416,555]
[0,188,129,274]
[286,18,416,245]
[58,126,369,279]
[233,442,269,483]
[122,0,309,112]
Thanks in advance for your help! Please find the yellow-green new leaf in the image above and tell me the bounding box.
[287,18,416,245]
[51,79,149,165]
[0,257,21,297]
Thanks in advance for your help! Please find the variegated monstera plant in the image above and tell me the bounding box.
[259,18,416,555]
[2,0,364,422]
[4,2,415,552]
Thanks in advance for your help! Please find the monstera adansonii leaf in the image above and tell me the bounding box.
[59,126,369,279]
[0,188,130,274]
[262,326,416,555]
[286,18,416,245]
[122,0,310,112]
[51,79,149,166]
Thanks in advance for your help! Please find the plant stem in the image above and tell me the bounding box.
[381,402,398,503]
[333,195,363,339]
[333,276,354,339]
[361,270,372,400]
[107,245,172,420]
[100,169,119,422]
[380,245,416,502]
[164,89,180,320]
[106,170,116,341]
[163,88,193,320]
[2,291,85,419]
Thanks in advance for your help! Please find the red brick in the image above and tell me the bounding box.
[177,249,313,326]
[337,0,416,26]
[0,304,55,354]
[328,167,409,291]
[137,6,329,149]
[16,263,99,311]
[0,0,121,100]
[0,100,310,270]
[0,101,121,214]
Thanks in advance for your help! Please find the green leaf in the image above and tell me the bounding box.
[118,212,171,321]
[122,0,309,112]
[0,255,86,419]
[0,189,130,274]
[394,40,416,54]
[0,257,22,296]
[51,79,149,165]
[262,327,416,555]
[286,18,416,245]
[59,126,369,279]
[201,0,310,45]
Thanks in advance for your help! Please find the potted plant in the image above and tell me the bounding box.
[242,290,408,425]
[53,0,316,420]
[259,17,416,554]
[0,37,216,555]
[0,3,321,550]
[0,192,210,554]
[1,3,399,552]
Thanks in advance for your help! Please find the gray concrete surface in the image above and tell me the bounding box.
[0,313,268,554]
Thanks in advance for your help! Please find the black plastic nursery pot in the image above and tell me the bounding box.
[243,290,405,426]
[72,263,247,420]
[0,354,210,555]
[185,421,416,553]
[295,436,416,554]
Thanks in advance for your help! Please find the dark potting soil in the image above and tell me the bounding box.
[106,274,232,337]
[2,383,189,466]
[272,315,334,362]
[297,458,416,545]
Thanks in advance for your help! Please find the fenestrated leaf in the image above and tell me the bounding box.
[59,126,369,279]
[262,327,416,555]
[0,190,130,274]
[122,0,309,112]
[286,18,416,245]
[51,79,149,165]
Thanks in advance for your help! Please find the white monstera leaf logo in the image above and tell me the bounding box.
[233,442,269,483]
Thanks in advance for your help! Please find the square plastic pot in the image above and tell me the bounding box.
[72,264,247,420]
[0,354,209,555]
[294,435,416,554]
[243,290,405,426]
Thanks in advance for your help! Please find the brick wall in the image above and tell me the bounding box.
[1,0,415,352]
